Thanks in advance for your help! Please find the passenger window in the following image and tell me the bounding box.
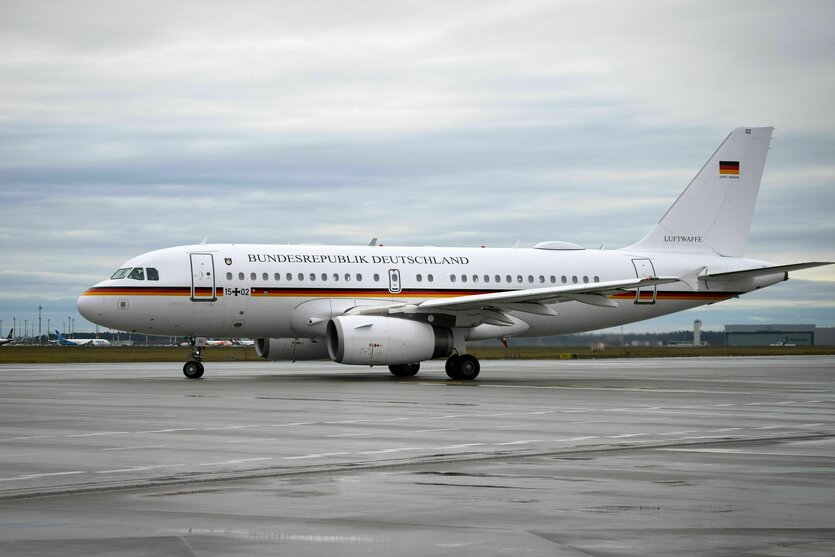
[550,275,556,284]
[298,273,304,281]
[250,273,256,281]
[506,275,512,283]
[263,273,269,281]
[450,274,456,283]
[321,273,327,281]
[484,275,490,283]
[110,268,131,280]
[527,275,534,283]
[147,268,159,281]
[539,275,545,283]
[373,273,380,281]
[572,276,578,284]
[461,275,468,283]
[344,273,351,282]
[128,268,145,280]
[594,276,600,282]
[416,274,423,283]
[286,273,292,281]
[583,276,589,283]
[428,274,434,282]
[309,273,316,281]
[239,272,245,281]
[495,275,501,283]
[561,275,567,284]
[516,275,523,283]
[333,273,339,281]
[356,274,362,281]
[226,272,233,280]
[275,273,281,281]
[472,275,478,283]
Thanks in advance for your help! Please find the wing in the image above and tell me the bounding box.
[348,276,680,326]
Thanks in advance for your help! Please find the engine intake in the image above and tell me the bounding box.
[326,316,453,365]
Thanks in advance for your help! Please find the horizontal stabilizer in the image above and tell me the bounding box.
[700,262,832,281]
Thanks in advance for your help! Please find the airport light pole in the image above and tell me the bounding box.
[38,306,42,345]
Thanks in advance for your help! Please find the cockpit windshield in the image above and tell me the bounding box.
[111,267,159,280]
[110,268,131,279]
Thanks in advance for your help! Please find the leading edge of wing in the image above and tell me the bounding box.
[416,276,680,311]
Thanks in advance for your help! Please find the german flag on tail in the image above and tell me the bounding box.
[719,160,739,175]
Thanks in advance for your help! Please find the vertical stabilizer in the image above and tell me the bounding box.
[625,127,773,257]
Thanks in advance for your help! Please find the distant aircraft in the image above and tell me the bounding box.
[231,338,255,347]
[54,330,111,347]
[0,329,14,346]
[77,127,831,380]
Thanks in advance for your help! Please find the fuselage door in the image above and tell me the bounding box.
[190,253,217,302]
[632,258,657,304]
[388,269,402,294]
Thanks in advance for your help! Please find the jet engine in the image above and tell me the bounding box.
[326,315,453,365]
[255,337,329,361]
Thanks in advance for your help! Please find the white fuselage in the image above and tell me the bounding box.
[77,243,780,340]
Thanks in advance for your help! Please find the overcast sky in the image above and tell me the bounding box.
[1,0,834,335]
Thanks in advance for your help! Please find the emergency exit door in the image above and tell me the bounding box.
[388,269,402,294]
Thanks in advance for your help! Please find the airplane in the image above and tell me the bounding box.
[53,330,111,347]
[0,329,14,346]
[77,127,831,380]
[178,338,235,347]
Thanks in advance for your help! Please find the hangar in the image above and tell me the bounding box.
[724,324,828,346]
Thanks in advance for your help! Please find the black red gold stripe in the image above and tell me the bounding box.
[82,285,741,302]
[719,160,740,175]
[83,286,224,297]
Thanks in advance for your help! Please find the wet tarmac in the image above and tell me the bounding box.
[0,357,833,556]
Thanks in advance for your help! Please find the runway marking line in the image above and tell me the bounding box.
[358,447,423,455]
[283,452,351,460]
[102,445,168,451]
[198,457,274,467]
[0,471,84,482]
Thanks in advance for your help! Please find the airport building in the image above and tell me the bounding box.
[724,324,835,347]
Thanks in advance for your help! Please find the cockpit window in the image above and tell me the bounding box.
[128,268,145,280]
[146,268,159,281]
[110,268,131,279]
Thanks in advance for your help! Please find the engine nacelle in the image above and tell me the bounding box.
[326,316,453,365]
[255,337,329,361]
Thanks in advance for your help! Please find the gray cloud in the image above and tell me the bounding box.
[2,1,834,332]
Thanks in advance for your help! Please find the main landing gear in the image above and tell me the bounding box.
[387,354,481,380]
[445,354,480,380]
[183,337,205,379]
[388,363,420,377]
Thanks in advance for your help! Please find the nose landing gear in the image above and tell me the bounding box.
[183,337,205,379]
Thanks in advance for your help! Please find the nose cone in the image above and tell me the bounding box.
[77,290,103,324]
